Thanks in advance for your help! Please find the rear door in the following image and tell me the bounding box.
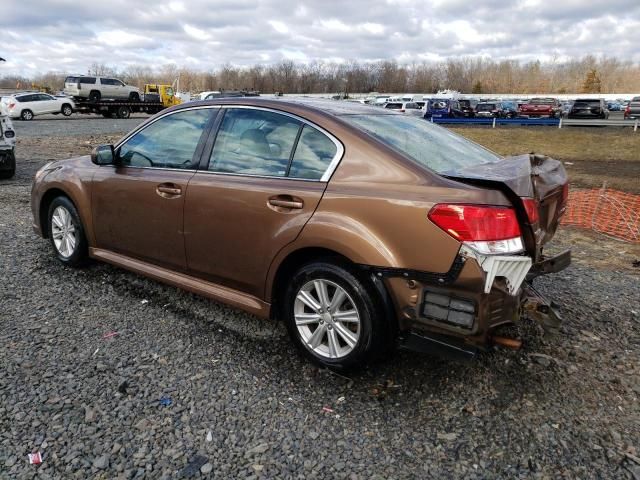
[39,94,59,114]
[184,106,342,298]
[92,107,216,270]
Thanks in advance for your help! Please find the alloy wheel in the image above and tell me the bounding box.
[51,206,77,258]
[294,279,361,359]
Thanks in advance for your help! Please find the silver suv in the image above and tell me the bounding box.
[63,76,140,102]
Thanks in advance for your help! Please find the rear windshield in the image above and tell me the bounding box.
[573,101,600,108]
[342,114,501,174]
[529,98,555,105]
[385,103,402,109]
[476,103,496,111]
[65,76,79,83]
[459,100,471,107]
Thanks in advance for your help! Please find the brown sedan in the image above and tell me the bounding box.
[31,98,570,368]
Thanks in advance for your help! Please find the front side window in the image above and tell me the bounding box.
[209,108,301,177]
[118,109,212,169]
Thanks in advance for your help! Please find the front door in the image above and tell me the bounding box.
[184,107,342,298]
[92,107,215,271]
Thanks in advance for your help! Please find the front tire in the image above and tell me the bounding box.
[283,260,389,369]
[61,104,73,116]
[47,196,88,267]
[128,92,140,102]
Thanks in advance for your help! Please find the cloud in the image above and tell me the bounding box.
[0,0,639,76]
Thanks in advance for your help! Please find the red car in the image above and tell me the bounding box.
[519,98,561,118]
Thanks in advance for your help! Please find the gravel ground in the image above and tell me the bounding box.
[1,125,639,479]
[10,114,147,138]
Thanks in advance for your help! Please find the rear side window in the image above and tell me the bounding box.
[118,109,212,169]
[17,95,35,102]
[79,77,97,84]
[288,125,338,180]
[209,108,301,177]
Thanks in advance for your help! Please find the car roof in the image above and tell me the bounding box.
[174,97,398,117]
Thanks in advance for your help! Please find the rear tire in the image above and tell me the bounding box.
[282,260,390,370]
[61,104,73,116]
[89,91,101,103]
[47,196,88,267]
[20,109,34,121]
[0,150,16,179]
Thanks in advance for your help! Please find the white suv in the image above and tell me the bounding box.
[1,93,75,121]
[63,76,141,102]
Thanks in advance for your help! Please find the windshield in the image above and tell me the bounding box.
[342,114,501,174]
[429,99,449,110]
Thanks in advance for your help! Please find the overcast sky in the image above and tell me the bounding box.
[1,0,639,76]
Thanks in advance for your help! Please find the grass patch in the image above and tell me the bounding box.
[450,126,640,193]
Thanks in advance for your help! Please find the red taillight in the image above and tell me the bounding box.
[8,102,15,109]
[428,204,521,242]
[521,198,539,224]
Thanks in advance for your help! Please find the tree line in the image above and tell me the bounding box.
[2,55,638,94]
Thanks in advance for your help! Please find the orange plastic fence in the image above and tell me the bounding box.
[561,187,640,243]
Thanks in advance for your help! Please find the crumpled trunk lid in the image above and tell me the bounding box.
[444,153,569,262]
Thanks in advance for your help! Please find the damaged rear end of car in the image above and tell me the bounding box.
[337,112,570,360]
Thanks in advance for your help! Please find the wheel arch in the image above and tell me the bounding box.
[267,246,395,330]
[39,187,81,239]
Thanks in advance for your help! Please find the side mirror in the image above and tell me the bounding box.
[91,145,115,165]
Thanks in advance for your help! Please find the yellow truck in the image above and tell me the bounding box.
[143,84,182,108]
[73,83,183,119]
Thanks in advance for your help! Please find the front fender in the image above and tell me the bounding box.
[32,156,96,244]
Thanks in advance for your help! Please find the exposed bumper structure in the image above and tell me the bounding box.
[459,245,532,295]
[365,247,570,359]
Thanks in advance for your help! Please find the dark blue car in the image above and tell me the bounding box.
[424,99,465,119]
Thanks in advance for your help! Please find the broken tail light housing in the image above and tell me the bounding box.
[521,198,539,224]
[428,204,524,255]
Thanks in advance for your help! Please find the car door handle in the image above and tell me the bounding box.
[156,183,182,198]
[268,196,304,210]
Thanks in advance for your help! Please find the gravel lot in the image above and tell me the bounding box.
[1,118,639,479]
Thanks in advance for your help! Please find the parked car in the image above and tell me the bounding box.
[63,75,141,102]
[1,93,75,121]
[624,97,640,120]
[424,98,466,118]
[31,99,570,369]
[475,102,516,118]
[382,101,423,115]
[457,99,476,117]
[518,98,561,118]
[560,101,573,117]
[568,99,609,119]
[0,112,16,178]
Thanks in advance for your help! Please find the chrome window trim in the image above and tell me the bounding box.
[112,104,345,182]
[213,105,345,182]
